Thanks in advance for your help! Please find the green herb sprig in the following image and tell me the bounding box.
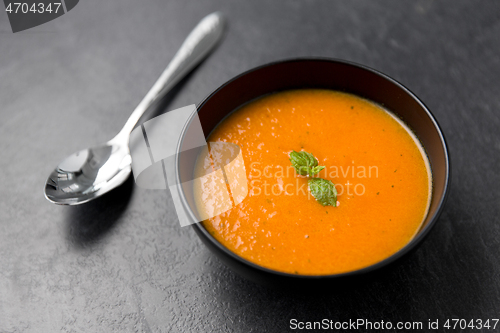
[289,150,325,177]
[289,150,337,207]
[308,178,337,206]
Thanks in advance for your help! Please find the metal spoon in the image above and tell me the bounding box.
[44,12,225,205]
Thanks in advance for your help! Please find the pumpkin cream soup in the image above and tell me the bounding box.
[195,89,431,275]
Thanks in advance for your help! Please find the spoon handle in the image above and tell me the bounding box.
[117,12,225,139]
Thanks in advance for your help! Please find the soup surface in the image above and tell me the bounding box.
[195,89,431,275]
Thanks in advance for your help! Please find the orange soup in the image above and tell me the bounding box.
[195,89,431,275]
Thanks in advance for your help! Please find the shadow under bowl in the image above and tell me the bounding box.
[176,58,450,288]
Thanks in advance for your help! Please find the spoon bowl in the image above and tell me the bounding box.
[45,138,131,205]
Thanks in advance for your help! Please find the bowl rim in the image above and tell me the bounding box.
[176,57,451,279]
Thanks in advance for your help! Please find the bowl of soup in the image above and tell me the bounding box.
[175,58,450,287]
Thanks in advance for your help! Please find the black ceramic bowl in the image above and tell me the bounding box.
[176,58,450,287]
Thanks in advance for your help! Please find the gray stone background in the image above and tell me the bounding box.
[0,0,499,332]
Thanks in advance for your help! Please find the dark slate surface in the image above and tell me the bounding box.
[1,1,499,332]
